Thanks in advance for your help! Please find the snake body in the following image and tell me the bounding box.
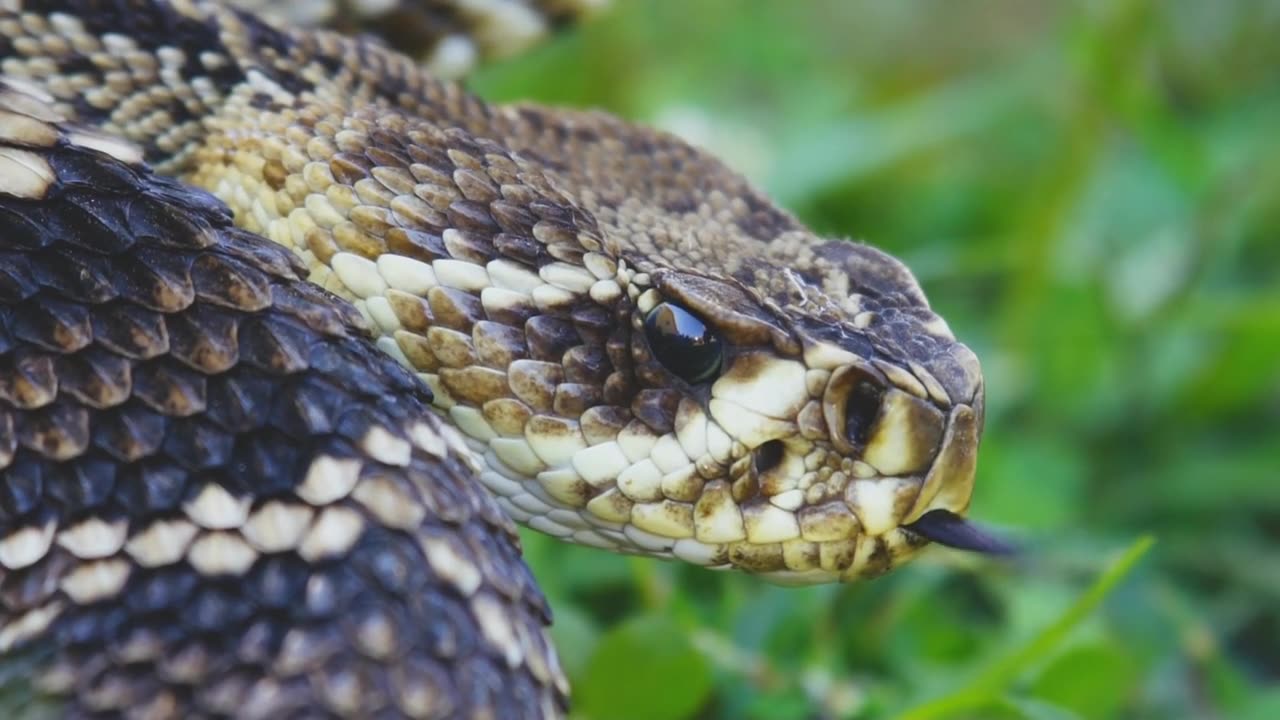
[0,1,988,716]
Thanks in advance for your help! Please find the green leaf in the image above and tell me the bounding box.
[1000,696,1085,720]
[1030,644,1138,719]
[576,614,712,720]
[1239,689,1280,720]
[896,536,1155,720]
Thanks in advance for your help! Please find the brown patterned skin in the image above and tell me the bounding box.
[0,0,991,714]
[0,83,565,718]
[1,0,985,585]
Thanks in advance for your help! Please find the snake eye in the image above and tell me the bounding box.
[643,302,723,384]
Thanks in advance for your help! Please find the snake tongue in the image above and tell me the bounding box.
[904,509,1018,556]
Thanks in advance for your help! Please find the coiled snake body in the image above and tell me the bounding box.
[0,2,992,716]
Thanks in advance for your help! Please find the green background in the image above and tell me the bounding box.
[471,1,1280,718]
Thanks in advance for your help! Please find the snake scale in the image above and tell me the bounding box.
[0,1,1001,717]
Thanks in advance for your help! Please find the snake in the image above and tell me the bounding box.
[0,1,1006,717]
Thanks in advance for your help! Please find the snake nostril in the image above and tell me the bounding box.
[753,439,785,476]
[844,380,884,448]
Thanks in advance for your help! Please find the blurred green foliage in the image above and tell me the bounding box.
[472,1,1280,718]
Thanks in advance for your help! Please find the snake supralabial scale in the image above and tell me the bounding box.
[0,1,1001,717]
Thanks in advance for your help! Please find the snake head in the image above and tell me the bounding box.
[615,238,991,583]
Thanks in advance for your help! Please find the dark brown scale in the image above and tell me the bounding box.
[0,124,565,718]
[442,133,487,168]
[216,228,306,280]
[28,249,118,303]
[234,430,305,492]
[489,200,539,236]
[443,227,497,263]
[272,376,345,438]
[45,457,119,512]
[447,198,500,232]
[453,167,501,204]
[113,246,197,312]
[18,400,91,462]
[167,304,240,374]
[92,404,167,463]
[473,320,528,368]
[237,315,314,374]
[131,359,208,416]
[0,351,57,409]
[405,143,455,178]
[427,285,486,331]
[54,349,133,409]
[190,251,274,310]
[330,152,373,185]
[552,383,601,417]
[524,316,579,363]
[49,192,140,255]
[631,387,681,434]
[0,209,54,254]
[634,355,674,390]
[571,304,613,345]
[545,243,586,267]
[90,303,170,360]
[493,232,551,267]
[561,344,612,385]
[480,291,537,328]
[270,281,361,336]
[116,460,188,513]
[579,405,630,446]
[0,458,42,519]
[386,226,449,262]
[204,372,275,433]
[605,328,632,371]
[11,300,93,354]
[440,366,511,405]
[366,144,411,170]
[530,220,577,246]
[602,370,636,407]
[123,196,222,251]
[162,416,235,471]
[526,199,573,224]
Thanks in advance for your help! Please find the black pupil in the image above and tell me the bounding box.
[844,380,883,447]
[643,303,723,384]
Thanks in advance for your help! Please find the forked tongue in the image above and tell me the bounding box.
[904,509,1019,556]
